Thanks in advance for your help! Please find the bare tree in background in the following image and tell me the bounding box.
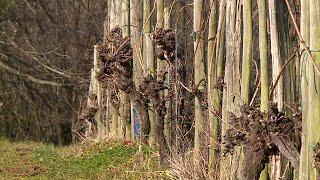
[0,0,107,144]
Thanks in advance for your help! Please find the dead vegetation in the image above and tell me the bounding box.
[73,94,99,141]
[97,27,133,93]
[76,26,306,179]
[75,106,98,139]
[222,104,301,179]
[152,28,176,62]
[95,27,173,163]
[97,27,150,143]
[314,142,320,172]
[92,27,197,165]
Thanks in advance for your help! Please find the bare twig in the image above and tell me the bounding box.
[269,49,298,100]
[283,0,320,76]
[249,79,261,107]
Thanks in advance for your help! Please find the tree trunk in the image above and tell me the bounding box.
[115,0,123,138]
[93,45,105,140]
[278,1,297,178]
[194,0,209,177]
[207,0,219,176]
[130,0,144,141]
[156,0,165,76]
[143,0,157,146]
[299,0,310,178]
[258,0,269,179]
[268,0,284,178]
[121,0,132,141]
[108,0,120,139]
[240,0,253,177]
[302,0,320,179]
[163,0,173,152]
[240,0,253,103]
[220,0,242,179]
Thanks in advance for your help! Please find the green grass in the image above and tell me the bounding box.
[0,139,170,179]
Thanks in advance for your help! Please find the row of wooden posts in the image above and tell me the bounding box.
[82,0,320,179]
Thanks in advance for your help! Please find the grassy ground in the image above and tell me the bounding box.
[0,138,171,179]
